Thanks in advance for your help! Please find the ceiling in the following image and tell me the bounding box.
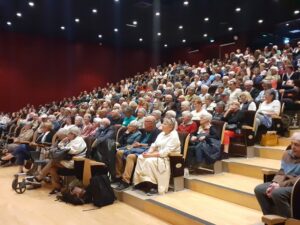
[0,0,300,49]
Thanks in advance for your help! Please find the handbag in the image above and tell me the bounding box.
[260,132,278,146]
[49,147,71,161]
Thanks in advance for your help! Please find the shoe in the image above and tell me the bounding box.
[221,152,229,160]
[146,188,158,196]
[49,188,61,195]
[115,181,130,191]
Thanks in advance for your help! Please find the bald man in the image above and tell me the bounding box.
[254,132,300,217]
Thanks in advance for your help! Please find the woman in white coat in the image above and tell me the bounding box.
[133,117,181,194]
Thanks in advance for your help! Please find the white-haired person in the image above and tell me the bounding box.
[254,132,300,218]
[177,111,198,134]
[28,126,87,194]
[134,108,147,129]
[187,113,221,167]
[239,91,257,111]
[199,85,210,102]
[133,118,181,195]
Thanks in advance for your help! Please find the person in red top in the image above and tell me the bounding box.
[177,111,198,134]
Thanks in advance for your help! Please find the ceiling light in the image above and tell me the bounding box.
[210,39,215,43]
[133,21,138,25]
[28,1,34,7]
[262,34,268,37]
[235,7,241,12]
[16,12,22,17]
[294,10,300,15]
[114,28,118,32]
[183,1,189,6]
[204,17,209,22]
[155,12,160,16]
[203,33,208,37]
[178,25,183,30]
[92,9,98,14]
[60,26,65,30]
[258,19,263,24]
[139,38,143,42]
[286,23,289,26]
[157,32,161,36]
[114,0,119,2]
[75,18,80,23]
[99,43,103,46]
[98,34,102,38]
[6,21,12,26]
[228,27,233,31]
[164,44,168,47]
[182,39,186,43]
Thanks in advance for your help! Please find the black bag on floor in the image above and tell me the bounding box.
[87,174,115,207]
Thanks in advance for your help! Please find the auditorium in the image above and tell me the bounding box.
[1,0,300,224]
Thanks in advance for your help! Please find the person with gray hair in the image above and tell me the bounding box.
[122,106,136,127]
[151,110,162,129]
[133,117,180,194]
[255,80,279,104]
[29,125,86,194]
[177,111,198,134]
[255,132,300,218]
[244,79,260,101]
[134,108,147,129]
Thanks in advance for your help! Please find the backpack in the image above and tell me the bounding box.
[87,174,115,207]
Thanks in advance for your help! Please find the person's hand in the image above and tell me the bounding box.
[142,152,150,158]
[132,142,140,148]
[266,182,280,198]
[191,136,197,142]
[198,136,205,141]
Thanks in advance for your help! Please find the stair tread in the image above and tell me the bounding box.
[254,145,287,150]
[153,190,263,225]
[223,157,281,170]
[188,172,261,194]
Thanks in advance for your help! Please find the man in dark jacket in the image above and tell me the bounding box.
[254,132,300,217]
[114,115,161,190]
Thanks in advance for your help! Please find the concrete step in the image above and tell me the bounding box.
[116,189,263,225]
[222,157,280,179]
[185,172,262,210]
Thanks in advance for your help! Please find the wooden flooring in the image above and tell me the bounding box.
[0,167,169,225]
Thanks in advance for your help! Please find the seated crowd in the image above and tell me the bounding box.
[0,43,300,205]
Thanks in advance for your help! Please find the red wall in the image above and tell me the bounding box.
[0,32,153,112]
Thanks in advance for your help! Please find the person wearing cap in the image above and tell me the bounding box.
[31,126,87,194]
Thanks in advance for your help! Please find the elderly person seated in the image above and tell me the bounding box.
[117,121,142,151]
[177,111,198,134]
[221,101,245,159]
[254,132,300,218]
[151,110,162,129]
[108,110,124,125]
[203,95,216,112]
[191,97,209,121]
[1,122,54,173]
[115,116,160,190]
[80,113,93,136]
[133,118,180,195]
[199,85,210,102]
[74,116,84,130]
[28,126,87,194]
[255,80,279,104]
[134,108,147,129]
[122,106,136,127]
[255,89,281,131]
[186,113,221,167]
[239,91,257,111]
[244,80,260,100]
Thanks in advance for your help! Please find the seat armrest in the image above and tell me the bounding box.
[271,115,281,119]
[169,152,183,157]
[262,215,286,225]
[242,125,254,130]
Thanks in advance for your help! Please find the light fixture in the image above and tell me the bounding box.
[92,8,98,14]
[155,12,160,16]
[114,28,118,32]
[183,1,189,6]
[294,10,300,15]
[157,32,161,36]
[182,39,186,43]
[286,23,290,26]
[235,7,241,12]
[28,1,34,7]
[204,17,209,22]
[228,27,233,31]
[139,38,143,42]
[60,26,65,30]
[178,25,183,30]
[16,12,22,17]
[75,18,80,23]
[6,21,12,26]
[99,43,103,46]
[133,21,138,25]
[258,19,263,24]
[210,39,215,43]
[98,34,102,38]
[164,44,168,47]
[114,0,119,2]
[203,33,208,37]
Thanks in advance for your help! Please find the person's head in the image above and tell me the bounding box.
[199,113,212,126]
[100,118,111,129]
[286,64,294,74]
[239,91,253,103]
[230,101,240,112]
[291,132,300,157]
[221,92,230,102]
[204,95,214,106]
[40,122,53,133]
[75,116,83,127]
[110,110,121,119]
[67,126,81,141]
[264,89,276,103]
[181,101,190,112]
[127,121,139,133]
[187,87,195,96]
[162,117,176,134]
[92,118,102,128]
[165,94,173,103]
[193,97,203,110]
[201,85,209,95]
[181,111,193,124]
[56,128,68,140]
[270,66,279,75]
[83,114,91,124]
[137,108,147,119]
[262,80,272,90]
[228,79,237,91]
[165,110,176,119]
[151,110,162,122]
[215,102,225,113]
[244,80,253,92]
[23,122,33,130]
[143,115,156,131]
[123,106,133,118]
